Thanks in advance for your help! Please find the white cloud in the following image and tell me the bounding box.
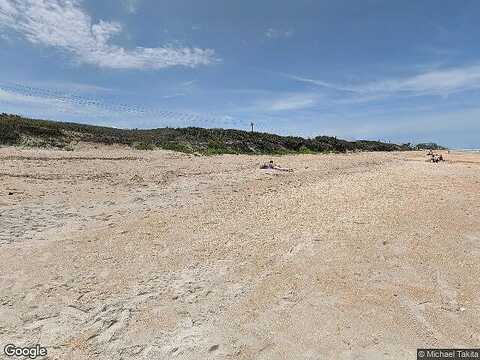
[162,93,186,99]
[283,73,355,92]
[180,80,197,87]
[286,64,480,99]
[0,0,217,70]
[359,65,480,96]
[256,93,318,112]
[265,28,294,39]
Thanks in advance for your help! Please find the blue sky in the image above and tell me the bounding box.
[1,0,480,147]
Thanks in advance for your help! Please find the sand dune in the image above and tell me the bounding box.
[1,146,479,359]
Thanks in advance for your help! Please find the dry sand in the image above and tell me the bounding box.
[0,146,479,359]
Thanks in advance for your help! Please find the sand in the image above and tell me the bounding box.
[0,146,479,359]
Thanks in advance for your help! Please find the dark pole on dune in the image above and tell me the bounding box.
[251,122,254,133]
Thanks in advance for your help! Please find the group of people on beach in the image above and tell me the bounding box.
[427,150,444,163]
[261,151,445,171]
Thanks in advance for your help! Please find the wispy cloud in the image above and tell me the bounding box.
[179,80,197,88]
[265,93,317,111]
[206,89,320,118]
[0,0,217,70]
[285,64,480,100]
[0,83,128,117]
[162,93,186,99]
[0,83,237,129]
[321,106,480,142]
[359,65,480,96]
[0,32,11,42]
[226,92,320,113]
[17,80,114,95]
[283,74,355,92]
[265,28,294,39]
[122,0,140,14]
[0,87,122,123]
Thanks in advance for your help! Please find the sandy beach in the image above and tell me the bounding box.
[1,146,479,360]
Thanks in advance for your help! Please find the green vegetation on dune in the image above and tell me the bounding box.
[0,113,442,154]
[413,142,448,150]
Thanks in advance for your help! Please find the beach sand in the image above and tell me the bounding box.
[1,146,479,359]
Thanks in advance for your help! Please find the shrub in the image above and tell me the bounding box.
[132,141,155,150]
[0,113,425,155]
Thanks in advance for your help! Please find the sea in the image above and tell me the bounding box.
[451,149,480,153]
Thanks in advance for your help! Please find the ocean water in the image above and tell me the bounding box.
[452,149,480,153]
